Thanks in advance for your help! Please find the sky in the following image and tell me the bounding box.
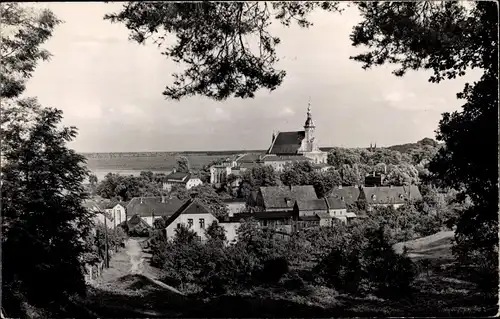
[25,2,481,153]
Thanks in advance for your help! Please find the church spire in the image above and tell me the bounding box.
[304,98,315,128]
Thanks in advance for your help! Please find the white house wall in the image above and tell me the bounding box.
[165,213,217,241]
[220,222,240,244]
[186,178,203,189]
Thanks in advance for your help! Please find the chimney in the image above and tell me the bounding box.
[172,167,177,173]
[338,185,342,189]
[140,197,143,204]
[161,195,165,203]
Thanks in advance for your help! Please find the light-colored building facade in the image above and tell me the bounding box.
[162,170,203,192]
[164,199,218,241]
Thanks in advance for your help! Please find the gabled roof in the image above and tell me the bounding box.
[127,214,151,229]
[260,185,318,210]
[296,198,328,211]
[326,197,347,210]
[165,172,191,182]
[126,196,185,217]
[361,185,422,205]
[268,131,306,155]
[98,201,128,210]
[164,199,215,227]
[328,186,361,206]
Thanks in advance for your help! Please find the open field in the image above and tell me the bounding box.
[83,153,235,172]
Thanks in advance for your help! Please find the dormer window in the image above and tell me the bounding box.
[371,194,376,201]
[399,194,404,199]
[340,196,344,201]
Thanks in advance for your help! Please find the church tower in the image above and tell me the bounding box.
[304,102,315,151]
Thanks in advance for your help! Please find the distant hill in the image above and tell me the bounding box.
[386,138,441,154]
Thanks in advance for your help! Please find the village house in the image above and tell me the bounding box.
[209,153,261,185]
[164,198,219,241]
[223,198,248,216]
[218,212,253,244]
[126,196,185,226]
[359,185,422,211]
[250,185,318,232]
[162,169,203,192]
[294,199,332,229]
[325,197,355,223]
[327,185,362,208]
[98,201,127,229]
[83,199,124,229]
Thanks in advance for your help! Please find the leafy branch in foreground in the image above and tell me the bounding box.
[0,3,61,99]
[104,1,342,100]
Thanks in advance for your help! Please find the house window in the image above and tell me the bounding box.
[176,223,181,229]
[187,218,193,228]
[199,218,205,229]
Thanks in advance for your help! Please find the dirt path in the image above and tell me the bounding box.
[126,239,145,275]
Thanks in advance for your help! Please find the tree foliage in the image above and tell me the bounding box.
[104,2,342,100]
[1,99,93,316]
[0,3,61,99]
[236,165,281,198]
[314,226,416,297]
[96,172,163,201]
[176,156,190,173]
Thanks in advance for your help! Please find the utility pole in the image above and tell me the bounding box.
[104,210,109,268]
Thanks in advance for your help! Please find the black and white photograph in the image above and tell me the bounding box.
[1,1,498,317]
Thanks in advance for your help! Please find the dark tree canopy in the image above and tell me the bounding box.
[104,1,342,100]
[1,99,93,316]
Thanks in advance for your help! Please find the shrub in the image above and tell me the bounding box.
[314,226,417,298]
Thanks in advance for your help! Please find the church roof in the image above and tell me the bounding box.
[268,131,305,155]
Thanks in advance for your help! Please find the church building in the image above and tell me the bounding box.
[266,103,328,164]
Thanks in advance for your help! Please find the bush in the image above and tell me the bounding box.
[260,257,289,283]
[314,226,417,298]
